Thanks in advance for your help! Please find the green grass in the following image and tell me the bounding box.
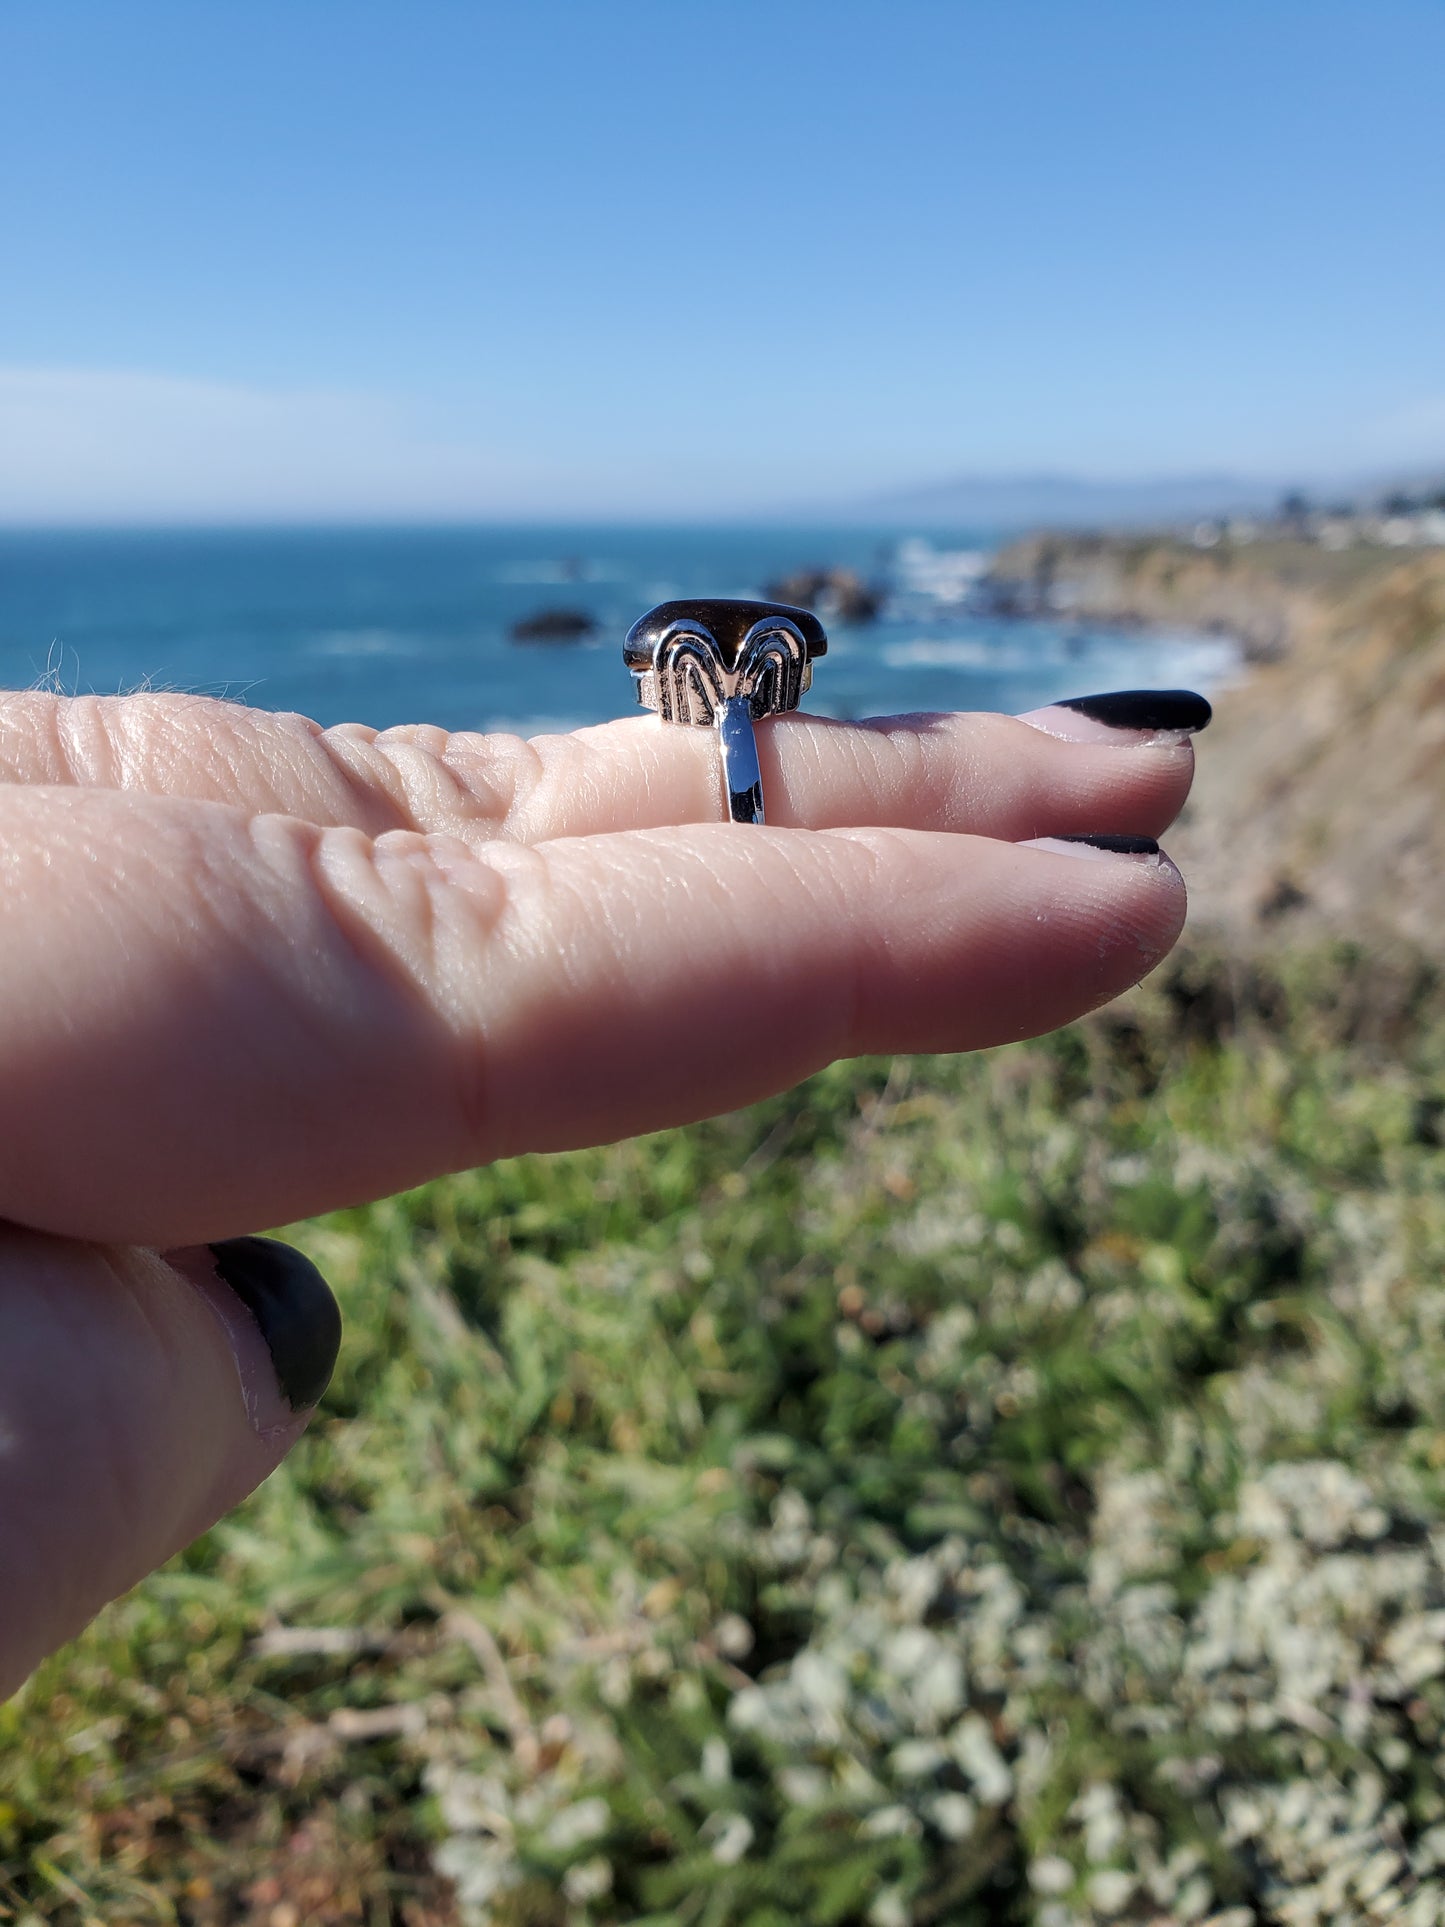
[6,944,1445,1926]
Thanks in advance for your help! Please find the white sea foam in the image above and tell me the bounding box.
[308,627,409,657]
[883,638,1001,670]
[882,626,1241,691]
[894,540,988,605]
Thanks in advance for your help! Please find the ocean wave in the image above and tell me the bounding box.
[1071,630,1242,690]
[881,626,1241,687]
[307,628,410,658]
[882,637,1012,670]
[495,561,626,586]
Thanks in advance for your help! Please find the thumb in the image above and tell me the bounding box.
[0,1228,340,1697]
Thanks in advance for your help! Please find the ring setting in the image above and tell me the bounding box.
[623,597,828,824]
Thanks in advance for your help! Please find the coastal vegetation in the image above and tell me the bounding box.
[5,534,1444,1924]
[6,939,1445,1926]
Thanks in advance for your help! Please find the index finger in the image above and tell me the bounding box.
[0,691,1197,843]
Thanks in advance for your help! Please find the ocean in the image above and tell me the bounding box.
[0,526,1237,736]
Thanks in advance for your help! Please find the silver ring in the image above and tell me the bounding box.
[623,598,829,824]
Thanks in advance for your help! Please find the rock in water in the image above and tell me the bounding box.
[763,567,881,624]
[510,607,597,643]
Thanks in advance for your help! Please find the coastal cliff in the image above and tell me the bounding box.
[990,535,1445,954]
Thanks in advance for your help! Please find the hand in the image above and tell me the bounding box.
[0,687,1201,1693]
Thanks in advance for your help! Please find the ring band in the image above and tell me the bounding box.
[716,695,765,823]
[623,598,829,824]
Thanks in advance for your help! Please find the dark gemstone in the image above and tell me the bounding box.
[623,598,828,672]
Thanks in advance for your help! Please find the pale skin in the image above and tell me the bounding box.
[0,690,1196,1695]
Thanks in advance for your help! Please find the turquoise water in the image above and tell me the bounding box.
[0,526,1236,734]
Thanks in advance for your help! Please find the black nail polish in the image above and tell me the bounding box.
[1057,833,1161,854]
[208,1237,342,1411]
[1059,689,1212,733]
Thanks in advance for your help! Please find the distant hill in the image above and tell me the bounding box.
[852,471,1283,529]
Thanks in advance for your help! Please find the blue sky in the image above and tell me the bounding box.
[2,0,1442,520]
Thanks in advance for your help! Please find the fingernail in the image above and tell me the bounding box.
[1018,689,1212,743]
[206,1237,342,1417]
[1026,833,1163,860]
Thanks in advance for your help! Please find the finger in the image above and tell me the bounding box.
[516,708,1198,841]
[0,691,404,827]
[0,1230,339,1697]
[0,691,1197,841]
[0,785,1185,1247]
